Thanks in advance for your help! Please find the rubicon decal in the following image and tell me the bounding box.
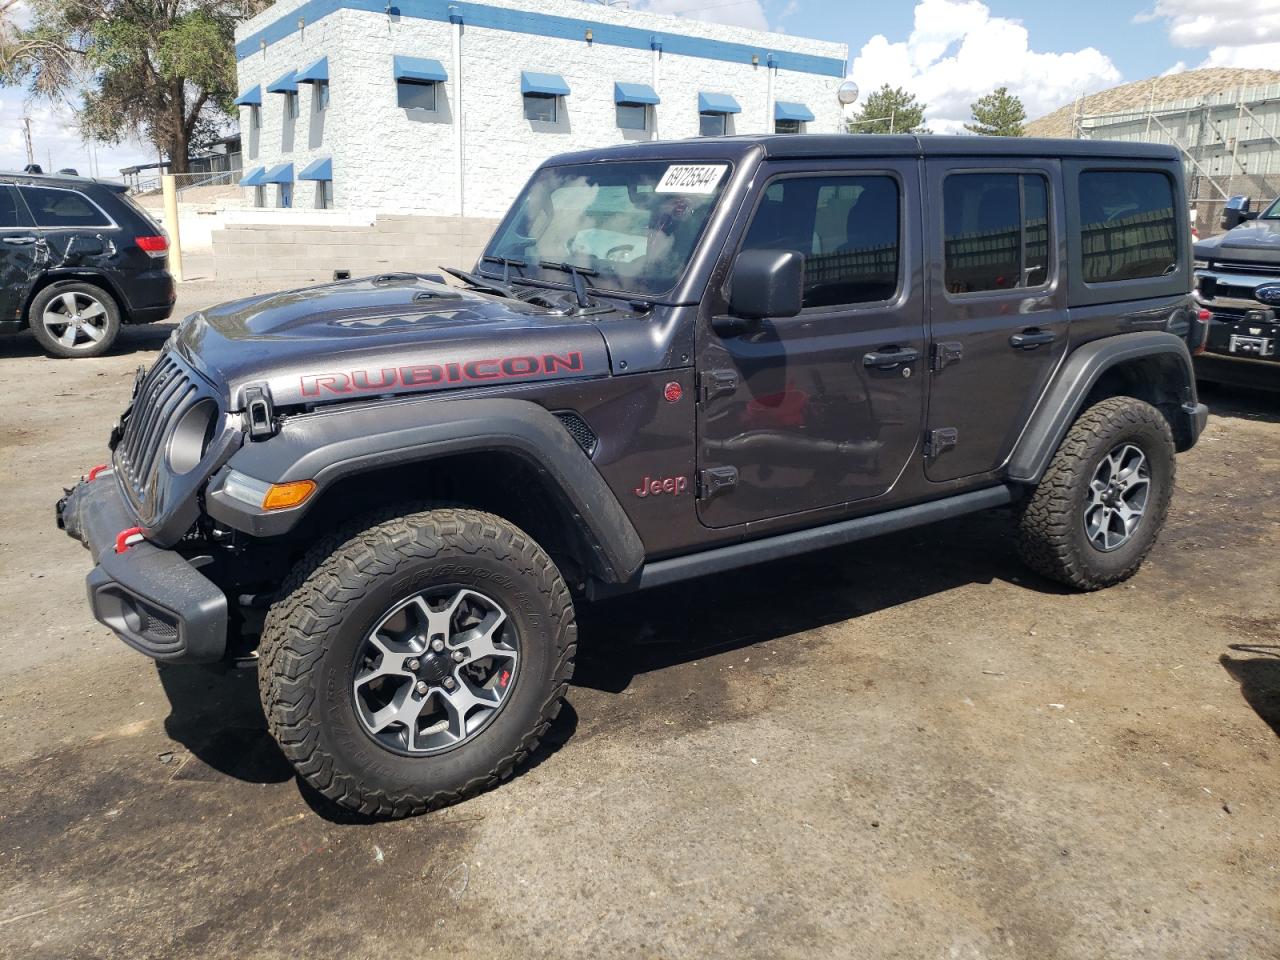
[634,474,689,497]
[300,351,585,396]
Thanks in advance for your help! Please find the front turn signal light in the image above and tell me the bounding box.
[262,480,317,511]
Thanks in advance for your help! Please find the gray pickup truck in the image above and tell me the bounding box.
[58,135,1208,816]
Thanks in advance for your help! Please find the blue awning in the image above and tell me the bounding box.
[394,55,448,84]
[521,71,570,97]
[698,92,741,115]
[775,101,815,123]
[298,157,332,181]
[266,70,297,94]
[239,166,266,187]
[614,82,660,106]
[261,163,294,184]
[233,86,262,107]
[296,57,329,84]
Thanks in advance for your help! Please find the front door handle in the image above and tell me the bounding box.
[1010,329,1055,349]
[2,235,36,245]
[863,347,920,369]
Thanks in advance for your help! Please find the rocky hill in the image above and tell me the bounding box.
[1026,68,1280,139]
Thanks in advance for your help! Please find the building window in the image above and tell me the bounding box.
[524,94,557,123]
[1077,170,1177,284]
[250,105,260,130]
[315,82,329,112]
[617,103,647,131]
[774,119,803,134]
[943,172,1052,294]
[316,180,333,209]
[699,112,726,137]
[278,183,292,209]
[285,92,298,119]
[397,81,437,111]
[254,185,265,208]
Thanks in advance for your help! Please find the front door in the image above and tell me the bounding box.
[696,160,926,529]
[923,160,1069,482]
[0,185,41,325]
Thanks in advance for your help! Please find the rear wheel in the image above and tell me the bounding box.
[28,282,121,358]
[258,507,575,817]
[1016,396,1175,590]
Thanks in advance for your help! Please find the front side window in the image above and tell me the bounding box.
[1077,170,1177,283]
[617,103,647,131]
[740,174,901,308]
[397,81,437,111]
[19,186,111,228]
[524,94,557,123]
[943,172,1052,294]
[699,112,726,137]
[485,159,730,298]
[774,119,802,135]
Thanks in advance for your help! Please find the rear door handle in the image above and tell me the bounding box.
[2,236,36,245]
[1010,329,1055,349]
[863,347,920,369]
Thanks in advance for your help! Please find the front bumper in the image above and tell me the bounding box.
[56,474,228,663]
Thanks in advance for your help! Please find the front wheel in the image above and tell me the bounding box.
[259,507,576,817]
[1016,396,1176,591]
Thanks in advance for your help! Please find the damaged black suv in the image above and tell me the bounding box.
[58,136,1208,816]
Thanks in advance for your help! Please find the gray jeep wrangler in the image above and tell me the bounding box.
[58,135,1209,816]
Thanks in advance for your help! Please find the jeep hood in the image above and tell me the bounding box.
[1196,217,1280,264]
[172,275,612,409]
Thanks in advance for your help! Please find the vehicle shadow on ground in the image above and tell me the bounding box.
[1198,382,1280,425]
[1220,645,1280,738]
[0,322,175,360]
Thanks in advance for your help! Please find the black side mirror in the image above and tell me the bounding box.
[64,235,106,260]
[1221,195,1252,231]
[727,249,804,321]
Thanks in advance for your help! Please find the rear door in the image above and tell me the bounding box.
[923,159,1068,481]
[17,184,118,268]
[0,184,41,325]
[696,159,927,529]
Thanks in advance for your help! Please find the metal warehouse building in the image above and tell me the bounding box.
[232,0,848,217]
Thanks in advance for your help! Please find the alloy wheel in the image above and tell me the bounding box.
[1084,443,1150,552]
[42,291,110,351]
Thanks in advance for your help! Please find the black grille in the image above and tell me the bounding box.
[1212,260,1280,276]
[554,411,597,456]
[114,352,202,523]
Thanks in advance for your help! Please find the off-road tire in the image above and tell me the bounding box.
[1016,396,1176,591]
[258,507,576,817]
[28,281,121,358]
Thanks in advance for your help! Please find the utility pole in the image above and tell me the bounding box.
[22,117,33,167]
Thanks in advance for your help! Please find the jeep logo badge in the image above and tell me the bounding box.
[1255,283,1280,306]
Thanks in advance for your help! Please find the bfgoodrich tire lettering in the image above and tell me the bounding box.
[258,507,576,817]
[1016,396,1176,591]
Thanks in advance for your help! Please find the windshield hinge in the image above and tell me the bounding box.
[244,385,276,441]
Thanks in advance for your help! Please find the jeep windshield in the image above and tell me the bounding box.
[481,160,731,299]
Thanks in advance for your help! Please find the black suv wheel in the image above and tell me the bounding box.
[1016,396,1176,591]
[258,507,576,817]
[29,281,121,358]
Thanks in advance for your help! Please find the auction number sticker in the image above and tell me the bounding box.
[655,164,728,194]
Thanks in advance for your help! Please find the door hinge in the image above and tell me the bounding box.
[924,428,958,459]
[698,369,738,403]
[931,341,963,371]
[697,466,738,499]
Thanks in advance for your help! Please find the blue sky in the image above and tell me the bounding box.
[4,0,1280,173]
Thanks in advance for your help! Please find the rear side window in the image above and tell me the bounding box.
[0,186,28,228]
[740,174,900,308]
[943,172,1051,294]
[1077,171,1177,283]
[20,186,112,228]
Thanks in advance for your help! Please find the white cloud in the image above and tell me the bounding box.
[0,93,151,180]
[849,0,1122,133]
[1138,0,1280,71]
[630,0,770,33]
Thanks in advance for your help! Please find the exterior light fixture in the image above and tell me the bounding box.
[751,53,759,65]
[297,16,305,29]
[585,28,593,42]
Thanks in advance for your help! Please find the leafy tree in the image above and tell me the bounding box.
[964,86,1026,137]
[0,0,269,172]
[848,84,928,134]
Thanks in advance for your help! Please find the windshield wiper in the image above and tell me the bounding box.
[480,255,527,284]
[538,260,598,308]
[440,265,520,300]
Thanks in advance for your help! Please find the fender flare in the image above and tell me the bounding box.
[1007,331,1199,484]
[206,396,646,584]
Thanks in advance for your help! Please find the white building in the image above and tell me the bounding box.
[232,0,849,218]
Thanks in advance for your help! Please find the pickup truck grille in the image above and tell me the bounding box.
[113,352,204,524]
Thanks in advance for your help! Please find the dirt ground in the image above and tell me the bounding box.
[0,271,1277,959]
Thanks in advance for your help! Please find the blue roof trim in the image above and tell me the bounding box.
[393,55,448,83]
[774,100,814,122]
[521,71,570,97]
[698,92,741,115]
[233,85,262,106]
[266,70,298,93]
[614,81,660,105]
[235,0,845,77]
[239,166,266,186]
[298,157,333,180]
[262,163,294,184]
[296,56,329,83]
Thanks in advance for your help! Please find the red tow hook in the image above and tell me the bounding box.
[115,526,145,554]
[87,463,109,482]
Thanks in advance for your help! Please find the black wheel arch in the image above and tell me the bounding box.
[23,270,128,327]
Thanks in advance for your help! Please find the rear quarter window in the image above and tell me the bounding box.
[20,186,112,228]
[1077,171,1177,284]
